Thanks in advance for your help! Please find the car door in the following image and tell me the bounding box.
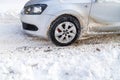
[90,0,120,23]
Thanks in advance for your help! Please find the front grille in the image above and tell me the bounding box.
[22,23,38,31]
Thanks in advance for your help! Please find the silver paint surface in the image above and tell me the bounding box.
[20,0,120,38]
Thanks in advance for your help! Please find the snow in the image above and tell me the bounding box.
[0,0,120,80]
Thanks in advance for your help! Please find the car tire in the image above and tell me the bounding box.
[49,14,81,46]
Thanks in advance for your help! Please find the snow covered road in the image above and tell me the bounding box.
[0,21,120,80]
[0,0,120,79]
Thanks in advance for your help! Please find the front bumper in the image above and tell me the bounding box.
[20,13,54,39]
[22,22,38,31]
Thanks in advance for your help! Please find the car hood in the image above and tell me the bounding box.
[25,0,59,6]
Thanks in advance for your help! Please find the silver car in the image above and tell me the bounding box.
[21,0,120,46]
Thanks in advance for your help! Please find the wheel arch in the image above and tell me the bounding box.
[51,14,81,28]
[47,10,85,36]
[50,10,84,27]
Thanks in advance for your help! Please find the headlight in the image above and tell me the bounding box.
[24,4,47,15]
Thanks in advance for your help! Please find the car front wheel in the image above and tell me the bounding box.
[49,15,81,46]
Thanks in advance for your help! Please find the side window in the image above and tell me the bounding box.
[97,0,120,3]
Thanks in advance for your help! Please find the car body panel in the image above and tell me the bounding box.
[20,0,120,39]
[21,14,54,38]
[88,0,120,33]
[91,3,120,23]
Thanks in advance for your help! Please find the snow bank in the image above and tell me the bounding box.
[0,0,29,23]
[0,0,29,13]
[0,0,120,80]
[0,23,120,80]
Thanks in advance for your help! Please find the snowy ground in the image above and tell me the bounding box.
[0,0,120,80]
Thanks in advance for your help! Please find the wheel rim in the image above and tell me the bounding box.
[55,21,77,44]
